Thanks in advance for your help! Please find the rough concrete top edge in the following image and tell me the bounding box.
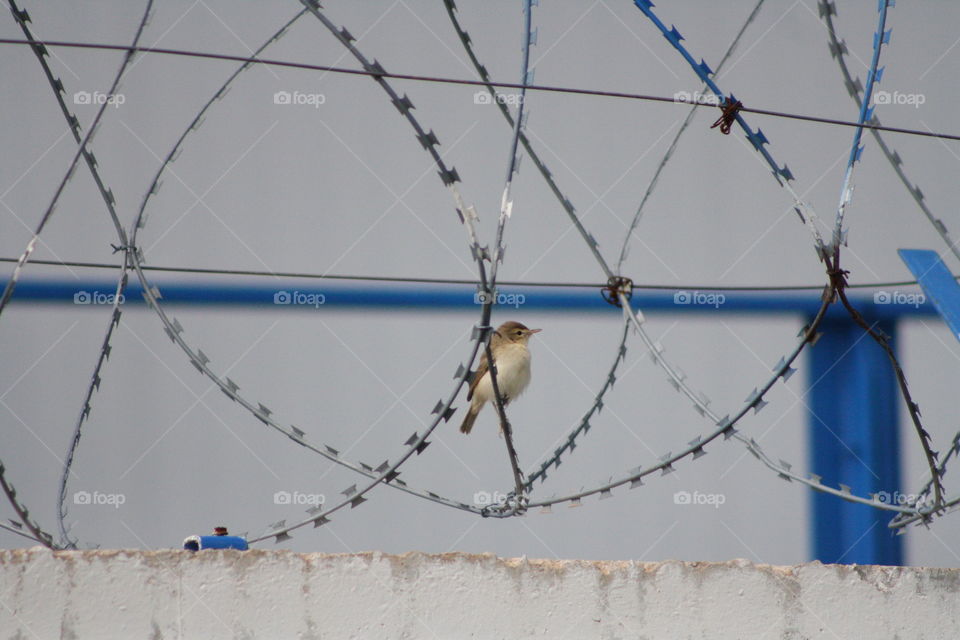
[2,546,957,578]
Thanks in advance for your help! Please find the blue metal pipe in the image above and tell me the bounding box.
[808,317,903,565]
[8,278,937,320]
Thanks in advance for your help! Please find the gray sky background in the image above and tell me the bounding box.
[2,1,960,566]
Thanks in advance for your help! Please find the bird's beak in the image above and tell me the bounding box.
[528,328,542,334]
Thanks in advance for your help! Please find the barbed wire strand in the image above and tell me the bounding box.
[0,36,958,142]
[626,0,882,512]
[266,0,556,536]
[45,0,153,549]
[0,3,131,318]
[615,0,767,273]
[113,3,503,546]
[893,498,960,530]
[635,1,831,256]
[828,0,890,249]
[113,4,413,542]
[444,0,637,498]
[450,0,820,513]
[516,0,766,491]
[451,0,840,513]
[0,519,51,544]
[480,0,538,514]
[513,1,934,517]
[834,271,945,515]
[822,0,957,524]
[523,322,629,491]
[0,460,56,548]
[822,0,945,515]
[526,298,830,510]
[2,0,155,549]
[631,0,839,438]
[526,294,938,518]
[820,0,960,265]
[633,0,946,524]
[892,431,960,529]
[245,0,519,540]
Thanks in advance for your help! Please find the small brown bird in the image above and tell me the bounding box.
[460,321,541,434]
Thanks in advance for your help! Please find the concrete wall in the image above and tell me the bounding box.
[2,549,959,639]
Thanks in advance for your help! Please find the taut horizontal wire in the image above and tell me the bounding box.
[1,37,959,142]
[0,255,939,292]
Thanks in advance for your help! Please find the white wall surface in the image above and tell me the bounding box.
[2,548,959,639]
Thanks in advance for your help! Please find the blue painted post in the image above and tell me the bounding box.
[808,316,903,565]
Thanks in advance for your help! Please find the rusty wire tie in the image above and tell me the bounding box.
[711,98,743,135]
[602,276,634,307]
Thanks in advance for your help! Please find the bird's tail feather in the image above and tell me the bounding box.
[460,406,479,434]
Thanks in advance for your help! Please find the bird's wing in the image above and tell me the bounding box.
[468,328,506,401]
[467,350,489,401]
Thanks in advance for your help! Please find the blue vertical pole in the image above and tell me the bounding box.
[808,316,903,565]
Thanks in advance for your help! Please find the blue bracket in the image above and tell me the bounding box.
[808,316,902,565]
[898,248,960,343]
